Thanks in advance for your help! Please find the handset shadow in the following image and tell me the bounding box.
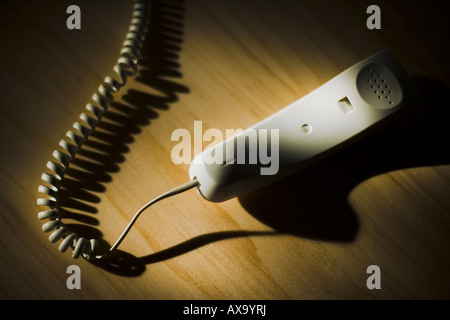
[239,76,450,244]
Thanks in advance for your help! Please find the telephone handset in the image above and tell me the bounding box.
[37,1,419,261]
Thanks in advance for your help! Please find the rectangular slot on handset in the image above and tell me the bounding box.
[338,97,354,114]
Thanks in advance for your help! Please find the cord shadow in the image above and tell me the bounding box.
[91,230,278,276]
[238,76,450,243]
[56,0,190,258]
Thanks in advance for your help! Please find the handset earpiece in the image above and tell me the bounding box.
[189,51,419,202]
[356,61,404,109]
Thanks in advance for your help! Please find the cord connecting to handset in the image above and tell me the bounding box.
[101,178,200,258]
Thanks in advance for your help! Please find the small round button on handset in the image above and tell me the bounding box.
[356,63,403,109]
[301,124,312,134]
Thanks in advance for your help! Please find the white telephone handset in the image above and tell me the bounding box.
[189,51,419,202]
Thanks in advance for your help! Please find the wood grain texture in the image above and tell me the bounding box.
[0,0,449,299]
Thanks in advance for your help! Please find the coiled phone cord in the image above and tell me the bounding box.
[36,0,198,261]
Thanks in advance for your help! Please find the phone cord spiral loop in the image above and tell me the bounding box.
[36,0,150,261]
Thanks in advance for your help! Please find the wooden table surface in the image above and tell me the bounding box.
[1,0,449,300]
